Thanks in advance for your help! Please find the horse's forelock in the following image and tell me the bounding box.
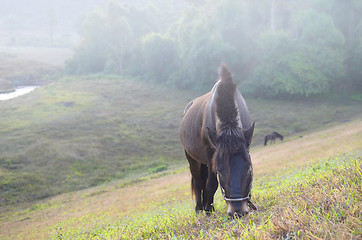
[212,127,246,173]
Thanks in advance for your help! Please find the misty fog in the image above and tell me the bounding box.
[1,0,361,97]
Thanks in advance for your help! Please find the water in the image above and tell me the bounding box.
[0,86,39,101]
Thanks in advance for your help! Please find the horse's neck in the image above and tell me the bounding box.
[206,81,250,135]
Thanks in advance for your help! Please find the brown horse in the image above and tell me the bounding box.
[179,64,256,218]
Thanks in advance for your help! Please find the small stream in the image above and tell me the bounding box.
[0,86,39,101]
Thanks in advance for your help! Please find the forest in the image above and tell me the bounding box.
[66,0,362,97]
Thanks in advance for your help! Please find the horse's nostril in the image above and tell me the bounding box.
[227,211,242,219]
[228,211,249,219]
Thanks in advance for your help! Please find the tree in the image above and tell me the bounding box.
[248,10,345,97]
[126,4,161,38]
[105,1,133,74]
[211,0,258,83]
[141,33,179,82]
[176,6,234,89]
[65,0,358,97]
[347,20,362,91]
[328,0,362,91]
[66,8,109,74]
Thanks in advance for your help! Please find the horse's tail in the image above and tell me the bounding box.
[215,64,238,128]
[264,136,267,146]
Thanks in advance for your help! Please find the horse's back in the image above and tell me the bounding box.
[179,93,211,164]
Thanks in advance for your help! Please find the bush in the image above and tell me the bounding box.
[142,33,179,82]
[245,10,345,97]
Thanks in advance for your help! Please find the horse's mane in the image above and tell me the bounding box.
[215,64,239,130]
[272,131,283,138]
[212,64,248,172]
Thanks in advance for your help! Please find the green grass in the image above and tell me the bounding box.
[0,74,361,208]
[50,151,362,239]
[0,75,188,206]
[350,93,362,102]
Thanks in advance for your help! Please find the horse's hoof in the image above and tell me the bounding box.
[195,205,203,214]
[204,205,214,216]
[205,210,212,217]
[204,205,215,212]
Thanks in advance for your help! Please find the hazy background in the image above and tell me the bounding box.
[1,0,361,97]
[0,0,106,46]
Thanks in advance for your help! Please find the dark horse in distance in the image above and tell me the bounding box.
[179,64,256,218]
[264,132,284,146]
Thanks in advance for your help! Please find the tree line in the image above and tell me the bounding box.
[66,0,362,97]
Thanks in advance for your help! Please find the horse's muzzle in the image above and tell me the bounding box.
[227,201,249,218]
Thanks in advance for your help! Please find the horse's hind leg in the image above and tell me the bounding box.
[185,151,205,213]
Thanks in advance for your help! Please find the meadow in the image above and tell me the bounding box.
[1,120,361,239]
[1,73,361,208]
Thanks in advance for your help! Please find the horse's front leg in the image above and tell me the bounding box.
[203,168,218,215]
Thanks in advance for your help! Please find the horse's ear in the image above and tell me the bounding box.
[207,127,217,149]
[244,122,255,146]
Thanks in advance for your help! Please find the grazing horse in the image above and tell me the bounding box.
[179,64,256,218]
[264,132,284,146]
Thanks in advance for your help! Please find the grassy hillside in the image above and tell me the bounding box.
[50,151,362,239]
[1,120,361,240]
[0,74,361,208]
[0,75,188,206]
